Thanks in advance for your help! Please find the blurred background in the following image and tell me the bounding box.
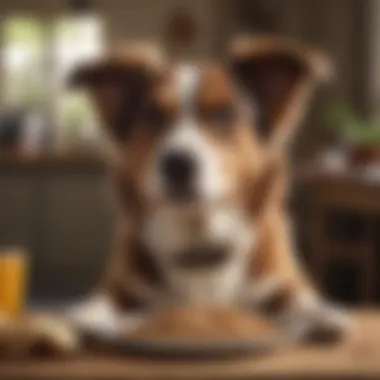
[0,0,378,306]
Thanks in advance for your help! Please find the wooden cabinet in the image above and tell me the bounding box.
[0,158,114,300]
[0,175,38,250]
[300,174,380,305]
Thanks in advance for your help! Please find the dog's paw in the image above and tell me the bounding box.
[285,299,352,344]
[298,305,351,343]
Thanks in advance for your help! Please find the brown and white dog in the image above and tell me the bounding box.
[65,37,349,342]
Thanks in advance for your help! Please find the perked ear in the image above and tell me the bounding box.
[69,43,165,143]
[229,36,333,146]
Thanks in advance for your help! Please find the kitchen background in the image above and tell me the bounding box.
[0,0,379,305]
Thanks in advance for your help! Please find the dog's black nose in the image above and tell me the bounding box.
[160,151,196,189]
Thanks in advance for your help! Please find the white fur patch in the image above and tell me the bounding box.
[176,64,200,116]
[64,294,148,338]
[144,64,230,203]
[166,258,246,306]
[63,294,124,336]
[281,292,351,340]
[144,206,254,258]
[143,206,256,305]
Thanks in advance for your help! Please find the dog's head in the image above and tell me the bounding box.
[70,38,331,212]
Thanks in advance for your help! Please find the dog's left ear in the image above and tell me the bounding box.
[229,37,333,146]
[68,43,166,145]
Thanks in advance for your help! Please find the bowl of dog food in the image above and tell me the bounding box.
[84,307,285,358]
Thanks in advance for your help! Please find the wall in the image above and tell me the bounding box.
[96,0,222,58]
[365,0,380,115]
[0,0,229,58]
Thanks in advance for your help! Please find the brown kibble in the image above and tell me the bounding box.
[126,307,278,341]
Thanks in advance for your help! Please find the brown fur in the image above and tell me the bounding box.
[70,37,331,313]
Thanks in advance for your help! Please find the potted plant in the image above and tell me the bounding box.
[325,101,380,167]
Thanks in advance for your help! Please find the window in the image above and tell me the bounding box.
[54,16,103,151]
[2,17,45,108]
[1,14,104,154]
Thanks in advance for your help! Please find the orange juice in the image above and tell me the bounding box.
[0,248,28,318]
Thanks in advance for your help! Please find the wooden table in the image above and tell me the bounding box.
[0,311,379,380]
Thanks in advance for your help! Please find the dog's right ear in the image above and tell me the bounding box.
[69,44,165,143]
[228,37,333,148]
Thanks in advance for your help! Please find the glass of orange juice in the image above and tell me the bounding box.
[0,248,28,319]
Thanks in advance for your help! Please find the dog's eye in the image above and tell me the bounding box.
[140,105,168,130]
[203,106,236,128]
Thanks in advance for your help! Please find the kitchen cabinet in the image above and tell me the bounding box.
[0,157,114,300]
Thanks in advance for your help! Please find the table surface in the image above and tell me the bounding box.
[0,311,378,380]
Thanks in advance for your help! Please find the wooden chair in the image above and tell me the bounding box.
[300,173,378,304]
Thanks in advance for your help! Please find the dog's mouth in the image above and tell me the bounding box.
[166,185,197,203]
[173,243,231,270]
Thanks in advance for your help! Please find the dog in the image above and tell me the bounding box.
[22,37,348,352]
